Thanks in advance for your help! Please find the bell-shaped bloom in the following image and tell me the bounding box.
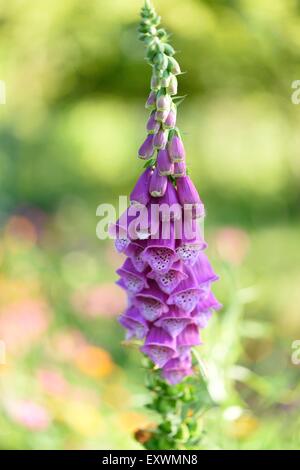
[167,273,203,313]
[130,167,152,207]
[157,149,173,176]
[192,252,219,287]
[138,134,155,160]
[114,10,221,383]
[147,111,160,134]
[154,129,168,149]
[173,161,186,177]
[116,258,149,295]
[119,307,148,340]
[155,308,191,337]
[142,224,177,274]
[145,91,157,109]
[125,240,148,273]
[176,324,202,355]
[175,219,207,265]
[164,106,177,129]
[147,260,187,295]
[191,292,222,328]
[149,168,168,197]
[135,281,169,321]
[162,354,193,385]
[141,327,176,367]
[168,134,185,162]
[176,176,205,218]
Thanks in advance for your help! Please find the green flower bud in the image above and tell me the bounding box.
[167,74,178,95]
[163,44,175,56]
[168,56,181,75]
[151,73,161,91]
[161,71,171,88]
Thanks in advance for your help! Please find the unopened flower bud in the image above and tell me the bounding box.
[147,111,160,134]
[167,75,178,95]
[154,129,168,149]
[155,109,169,123]
[168,134,185,162]
[145,91,157,109]
[156,93,171,112]
[138,134,155,160]
[164,106,177,129]
[168,56,181,75]
[151,73,161,91]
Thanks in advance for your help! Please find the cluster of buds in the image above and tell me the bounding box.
[113,1,221,385]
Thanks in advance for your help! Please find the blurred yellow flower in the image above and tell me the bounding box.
[75,345,114,379]
[119,411,149,434]
[59,401,103,437]
[228,414,259,439]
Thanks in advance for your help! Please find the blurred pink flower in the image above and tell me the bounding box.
[50,329,88,362]
[214,227,250,266]
[0,299,50,353]
[71,283,127,318]
[6,400,51,431]
[37,369,69,397]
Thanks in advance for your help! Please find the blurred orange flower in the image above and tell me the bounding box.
[75,345,114,378]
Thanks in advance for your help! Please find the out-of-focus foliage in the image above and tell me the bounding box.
[0,0,300,450]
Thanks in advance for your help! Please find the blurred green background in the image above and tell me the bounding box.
[0,0,300,450]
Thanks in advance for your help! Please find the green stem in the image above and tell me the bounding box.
[135,358,212,450]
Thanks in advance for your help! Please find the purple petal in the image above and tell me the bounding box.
[119,307,148,340]
[147,260,187,294]
[162,353,193,384]
[176,324,202,354]
[116,258,149,294]
[125,241,148,273]
[155,308,191,337]
[141,327,176,367]
[135,282,169,321]
[143,228,177,274]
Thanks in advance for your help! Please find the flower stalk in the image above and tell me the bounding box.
[113,0,221,450]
